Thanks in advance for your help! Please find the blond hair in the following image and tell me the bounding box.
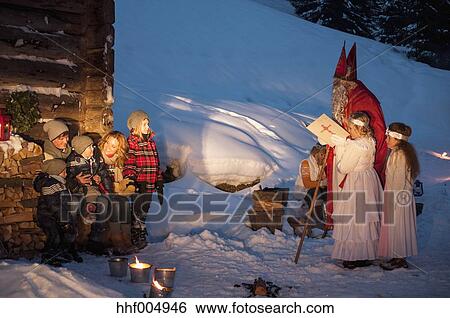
[348,111,373,138]
[388,122,420,180]
[98,131,128,167]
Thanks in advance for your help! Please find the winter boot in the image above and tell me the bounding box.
[380,258,408,270]
[343,261,357,270]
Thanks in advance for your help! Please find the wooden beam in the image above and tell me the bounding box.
[0,0,86,14]
[0,4,85,35]
[86,24,114,49]
[87,0,115,25]
[0,25,82,61]
[0,58,82,92]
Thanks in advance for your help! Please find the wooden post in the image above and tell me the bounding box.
[294,147,329,264]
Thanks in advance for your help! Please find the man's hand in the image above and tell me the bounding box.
[76,172,91,185]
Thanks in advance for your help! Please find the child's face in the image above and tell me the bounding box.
[140,118,150,134]
[52,132,69,150]
[386,135,400,149]
[81,145,94,159]
[348,123,361,139]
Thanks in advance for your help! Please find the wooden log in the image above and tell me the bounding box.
[0,200,18,208]
[84,75,108,92]
[0,25,82,61]
[0,212,34,225]
[85,24,114,49]
[19,155,44,166]
[0,0,86,14]
[0,4,85,35]
[0,58,82,92]
[87,0,115,25]
[85,48,114,74]
[0,178,33,188]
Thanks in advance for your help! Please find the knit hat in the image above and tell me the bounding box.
[72,135,93,154]
[42,159,66,176]
[43,120,69,141]
[127,110,149,131]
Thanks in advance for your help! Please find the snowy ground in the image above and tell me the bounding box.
[1,0,449,297]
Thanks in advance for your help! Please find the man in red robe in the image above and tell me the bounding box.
[325,43,388,227]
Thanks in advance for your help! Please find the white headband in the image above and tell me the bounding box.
[349,118,367,127]
[386,129,409,141]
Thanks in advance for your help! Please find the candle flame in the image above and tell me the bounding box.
[131,256,147,269]
[153,279,165,290]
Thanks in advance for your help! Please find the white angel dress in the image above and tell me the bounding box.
[331,136,383,261]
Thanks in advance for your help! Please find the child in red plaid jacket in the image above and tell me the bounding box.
[123,110,164,249]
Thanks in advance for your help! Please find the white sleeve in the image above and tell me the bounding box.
[335,140,362,174]
[386,150,409,190]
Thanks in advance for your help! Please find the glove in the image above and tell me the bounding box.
[156,179,164,206]
[330,134,347,146]
[114,178,136,195]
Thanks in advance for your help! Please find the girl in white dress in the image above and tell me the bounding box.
[378,123,419,270]
[331,112,383,269]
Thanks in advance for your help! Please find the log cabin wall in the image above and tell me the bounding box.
[0,0,115,139]
[0,0,114,258]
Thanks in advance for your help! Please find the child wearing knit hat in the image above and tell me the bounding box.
[66,135,113,254]
[123,110,164,249]
[34,159,82,266]
[42,120,71,161]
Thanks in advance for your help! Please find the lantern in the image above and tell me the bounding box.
[0,110,12,141]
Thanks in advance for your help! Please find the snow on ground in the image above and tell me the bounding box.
[1,0,449,297]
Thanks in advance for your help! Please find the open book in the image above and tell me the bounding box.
[306,114,349,146]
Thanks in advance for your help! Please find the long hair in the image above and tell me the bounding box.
[348,111,373,138]
[388,122,420,180]
[98,131,128,167]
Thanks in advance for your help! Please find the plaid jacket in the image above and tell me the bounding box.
[122,132,162,192]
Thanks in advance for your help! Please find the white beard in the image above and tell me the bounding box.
[332,82,348,125]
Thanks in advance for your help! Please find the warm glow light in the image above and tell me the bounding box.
[426,150,450,161]
[153,279,165,290]
[129,256,151,269]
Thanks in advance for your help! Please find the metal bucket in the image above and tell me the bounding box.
[129,263,152,283]
[154,267,176,288]
[108,257,129,277]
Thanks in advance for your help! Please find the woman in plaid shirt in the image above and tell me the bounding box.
[123,110,164,249]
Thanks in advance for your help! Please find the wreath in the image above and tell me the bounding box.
[5,91,41,133]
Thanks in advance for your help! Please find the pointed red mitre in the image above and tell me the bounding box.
[334,42,347,78]
[346,43,357,81]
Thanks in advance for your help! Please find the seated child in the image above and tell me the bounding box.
[290,144,327,235]
[34,159,82,267]
[66,135,112,253]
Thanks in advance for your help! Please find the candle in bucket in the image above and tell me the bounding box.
[149,267,176,298]
[129,257,152,283]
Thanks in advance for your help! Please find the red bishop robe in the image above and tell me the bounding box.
[325,80,387,228]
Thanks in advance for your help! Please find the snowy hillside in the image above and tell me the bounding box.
[113,0,450,188]
[1,0,449,298]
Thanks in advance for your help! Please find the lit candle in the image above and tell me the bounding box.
[129,256,152,283]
